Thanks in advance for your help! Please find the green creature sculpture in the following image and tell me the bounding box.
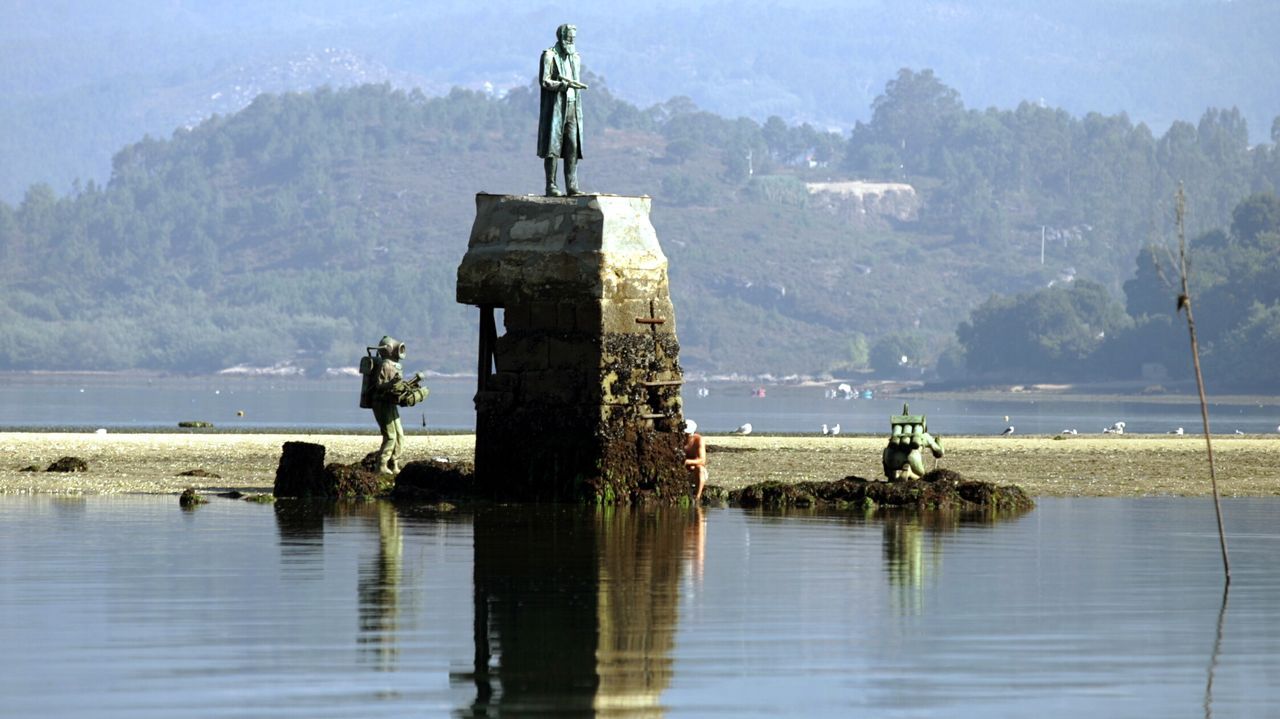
[882,403,944,481]
[359,336,428,475]
[537,23,588,196]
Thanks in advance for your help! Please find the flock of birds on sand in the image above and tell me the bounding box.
[720,417,1275,438]
[720,416,1271,437]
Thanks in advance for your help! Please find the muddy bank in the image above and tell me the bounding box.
[1,432,1278,498]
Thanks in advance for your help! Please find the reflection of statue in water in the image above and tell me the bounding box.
[882,512,953,616]
[538,23,588,196]
[882,403,944,481]
[357,502,403,671]
[359,336,428,475]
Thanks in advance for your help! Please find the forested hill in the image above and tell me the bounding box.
[2,75,1279,378]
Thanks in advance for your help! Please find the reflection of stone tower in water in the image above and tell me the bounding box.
[457,194,686,502]
[465,507,687,715]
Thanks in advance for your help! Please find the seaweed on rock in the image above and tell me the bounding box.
[728,473,1033,513]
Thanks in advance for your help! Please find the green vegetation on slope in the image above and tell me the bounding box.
[2,74,1279,383]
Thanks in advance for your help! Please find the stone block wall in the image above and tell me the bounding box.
[457,194,687,503]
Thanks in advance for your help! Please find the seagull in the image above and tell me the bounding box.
[1060,428,1078,435]
[830,423,841,436]
[1169,427,1184,435]
[95,428,108,435]
[1104,421,1126,435]
[1235,429,1245,435]
[821,423,830,435]
[732,423,753,435]
[1000,425,1015,436]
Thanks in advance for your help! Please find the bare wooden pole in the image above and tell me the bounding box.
[1175,186,1230,585]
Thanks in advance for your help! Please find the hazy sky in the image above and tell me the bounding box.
[3,0,1277,199]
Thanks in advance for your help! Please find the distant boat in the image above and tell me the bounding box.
[752,387,766,398]
[861,389,873,399]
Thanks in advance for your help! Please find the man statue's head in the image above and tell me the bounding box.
[556,24,576,52]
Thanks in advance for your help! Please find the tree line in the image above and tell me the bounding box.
[1,72,1278,384]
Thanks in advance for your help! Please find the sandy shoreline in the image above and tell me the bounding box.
[2,431,1278,498]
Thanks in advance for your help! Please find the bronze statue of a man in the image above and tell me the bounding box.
[538,23,588,196]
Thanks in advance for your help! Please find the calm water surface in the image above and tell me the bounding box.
[3,375,1279,435]
[1,497,1276,717]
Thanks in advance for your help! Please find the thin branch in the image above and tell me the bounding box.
[1175,184,1231,586]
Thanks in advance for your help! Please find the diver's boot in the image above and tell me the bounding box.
[544,158,563,197]
[565,157,582,196]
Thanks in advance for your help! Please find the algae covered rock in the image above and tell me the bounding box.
[179,488,208,508]
[178,468,221,478]
[730,473,1034,513]
[46,456,89,472]
[392,459,476,502]
[322,462,386,498]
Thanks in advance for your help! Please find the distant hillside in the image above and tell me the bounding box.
[1,77,1277,377]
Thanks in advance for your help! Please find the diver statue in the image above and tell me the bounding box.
[358,336,428,475]
[882,403,944,481]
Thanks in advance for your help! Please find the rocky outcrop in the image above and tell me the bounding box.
[46,456,89,472]
[391,459,476,502]
[728,471,1034,513]
[273,441,386,499]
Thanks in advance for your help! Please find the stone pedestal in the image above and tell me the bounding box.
[456,193,687,503]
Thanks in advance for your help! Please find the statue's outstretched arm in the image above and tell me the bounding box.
[540,51,567,92]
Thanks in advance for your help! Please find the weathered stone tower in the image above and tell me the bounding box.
[456,193,687,502]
